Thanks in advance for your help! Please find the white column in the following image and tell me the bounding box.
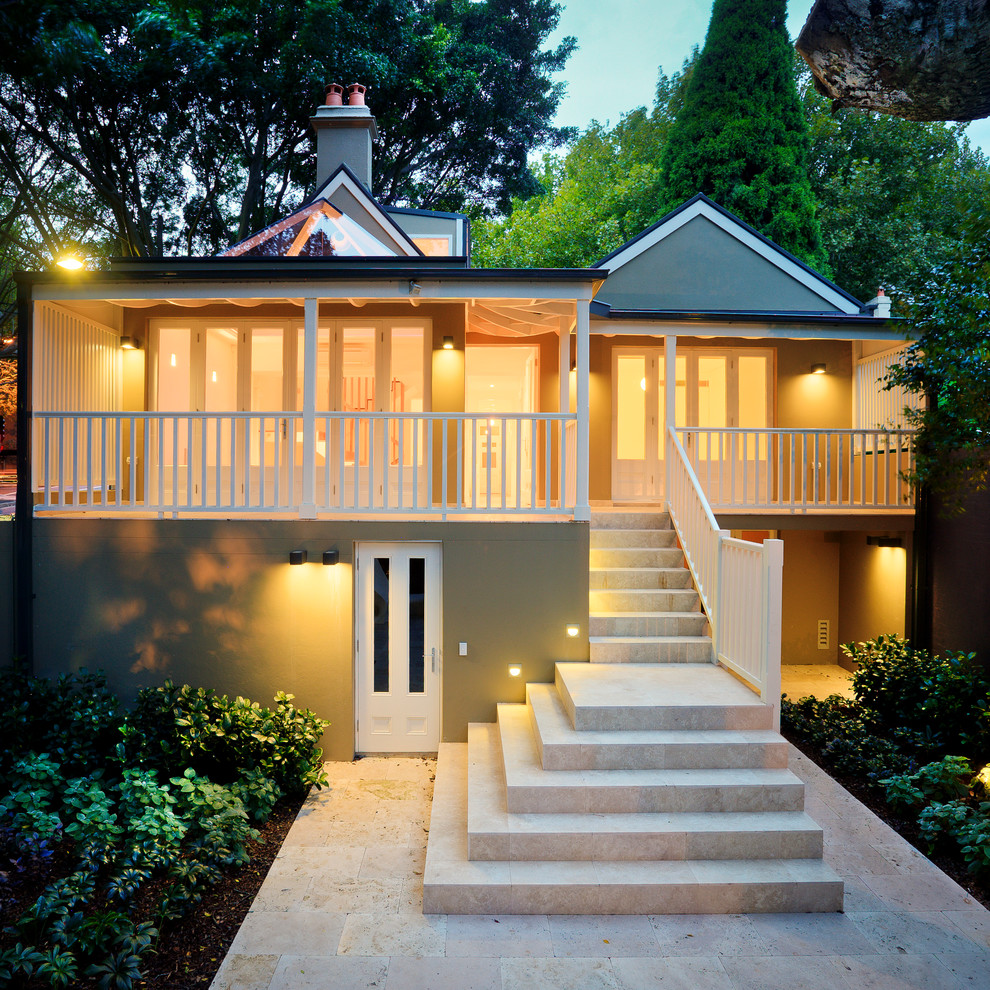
[300,297,318,518]
[575,301,590,521]
[763,538,784,730]
[664,334,677,501]
[558,315,570,416]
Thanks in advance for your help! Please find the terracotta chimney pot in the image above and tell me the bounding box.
[347,83,367,106]
[325,83,345,106]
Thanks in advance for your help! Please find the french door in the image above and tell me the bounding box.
[355,543,442,753]
[612,346,772,501]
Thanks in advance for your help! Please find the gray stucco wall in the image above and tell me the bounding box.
[31,518,588,760]
[597,216,845,313]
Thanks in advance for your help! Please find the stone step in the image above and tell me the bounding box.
[496,704,804,814]
[555,663,773,732]
[526,683,789,771]
[589,588,701,613]
[589,546,686,568]
[590,511,671,530]
[469,723,819,862]
[589,636,715,664]
[590,528,678,549]
[589,612,709,637]
[423,743,844,914]
[589,567,693,590]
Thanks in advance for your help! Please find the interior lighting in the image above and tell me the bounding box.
[322,549,339,566]
[566,624,580,638]
[442,335,454,350]
[212,371,217,383]
[56,254,84,270]
[289,549,307,565]
[170,353,177,367]
[507,664,522,678]
[811,363,827,375]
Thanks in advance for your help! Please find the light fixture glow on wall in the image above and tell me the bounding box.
[289,549,307,565]
[322,549,339,566]
[120,336,140,350]
[442,335,454,350]
[508,664,522,677]
[811,363,827,375]
[566,623,579,638]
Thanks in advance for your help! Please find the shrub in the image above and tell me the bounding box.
[881,756,973,812]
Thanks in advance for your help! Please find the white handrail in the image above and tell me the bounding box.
[666,425,784,726]
[33,411,578,520]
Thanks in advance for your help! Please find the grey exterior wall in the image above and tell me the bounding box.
[31,518,588,760]
[597,216,846,313]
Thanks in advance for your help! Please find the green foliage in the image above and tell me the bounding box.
[122,682,328,797]
[881,756,973,812]
[918,800,975,852]
[657,0,825,268]
[168,769,259,866]
[230,768,282,823]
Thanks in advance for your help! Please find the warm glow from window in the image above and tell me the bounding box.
[413,237,451,256]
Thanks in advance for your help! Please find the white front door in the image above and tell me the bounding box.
[355,542,441,753]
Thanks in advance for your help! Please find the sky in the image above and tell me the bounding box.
[546,0,990,155]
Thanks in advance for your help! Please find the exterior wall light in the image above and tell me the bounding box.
[289,549,307,565]
[867,536,902,548]
[811,363,827,374]
[57,254,84,270]
[409,280,422,295]
[120,336,140,350]
[322,549,339,565]
[507,664,522,677]
[442,335,454,350]
[566,623,580,637]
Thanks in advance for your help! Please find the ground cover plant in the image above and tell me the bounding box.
[0,672,327,988]
[782,634,990,901]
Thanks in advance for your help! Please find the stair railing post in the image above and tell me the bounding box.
[762,539,784,730]
[714,529,728,666]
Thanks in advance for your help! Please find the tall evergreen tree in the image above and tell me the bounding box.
[657,0,827,271]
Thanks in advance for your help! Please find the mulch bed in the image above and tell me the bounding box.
[1,794,304,989]
[784,732,990,911]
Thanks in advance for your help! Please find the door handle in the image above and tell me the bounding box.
[431,647,438,674]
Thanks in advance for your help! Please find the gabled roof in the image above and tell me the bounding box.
[593,193,864,317]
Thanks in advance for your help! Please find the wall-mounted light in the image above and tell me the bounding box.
[322,549,339,566]
[867,536,903,548]
[120,336,140,350]
[409,280,422,296]
[566,623,580,638]
[508,664,522,678]
[56,254,84,271]
[442,335,454,350]
[289,549,307,565]
[811,363,827,375]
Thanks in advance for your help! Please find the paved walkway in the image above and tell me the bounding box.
[212,744,990,990]
[781,664,855,701]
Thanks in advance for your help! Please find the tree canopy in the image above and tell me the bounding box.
[0,0,574,265]
[657,0,826,270]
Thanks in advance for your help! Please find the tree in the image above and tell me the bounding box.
[0,0,574,260]
[657,0,827,270]
[885,210,990,510]
[472,61,692,268]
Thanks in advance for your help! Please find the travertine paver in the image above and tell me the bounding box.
[211,750,990,990]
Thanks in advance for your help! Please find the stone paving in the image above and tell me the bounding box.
[212,749,990,990]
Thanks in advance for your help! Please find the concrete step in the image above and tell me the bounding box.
[526,683,789,771]
[555,663,773,732]
[589,612,709,637]
[591,528,678,549]
[496,704,804,814]
[423,742,844,914]
[589,546,686,568]
[589,567,693,590]
[589,588,701,613]
[469,723,819,862]
[590,511,671,530]
[589,636,715,663]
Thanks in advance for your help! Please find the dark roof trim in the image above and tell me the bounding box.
[591,303,901,326]
[592,192,865,311]
[384,205,467,221]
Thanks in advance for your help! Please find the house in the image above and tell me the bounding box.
[12,86,913,912]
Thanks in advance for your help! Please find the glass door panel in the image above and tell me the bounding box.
[156,327,191,503]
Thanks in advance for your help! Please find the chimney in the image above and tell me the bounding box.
[310,82,379,192]
[866,288,892,319]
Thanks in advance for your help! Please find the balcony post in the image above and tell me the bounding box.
[575,301,590,521]
[300,297,318,517]
[664,335,677,499]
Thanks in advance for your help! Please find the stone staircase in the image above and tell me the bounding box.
[422,511,843,914]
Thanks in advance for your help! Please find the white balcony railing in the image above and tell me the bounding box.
[677,428,915,513]
[32,411,577,519]
[666,426,783,724]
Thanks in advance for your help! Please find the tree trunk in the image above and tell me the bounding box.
[796,0,990,121]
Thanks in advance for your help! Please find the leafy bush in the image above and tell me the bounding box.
[120,682,328,796]
[881,756,973,812]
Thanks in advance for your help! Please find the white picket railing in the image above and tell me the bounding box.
[666,426,784,724]
[33,411,577,518]
[677,428,914,513]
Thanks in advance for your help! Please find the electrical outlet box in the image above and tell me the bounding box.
[458,642,468,656]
